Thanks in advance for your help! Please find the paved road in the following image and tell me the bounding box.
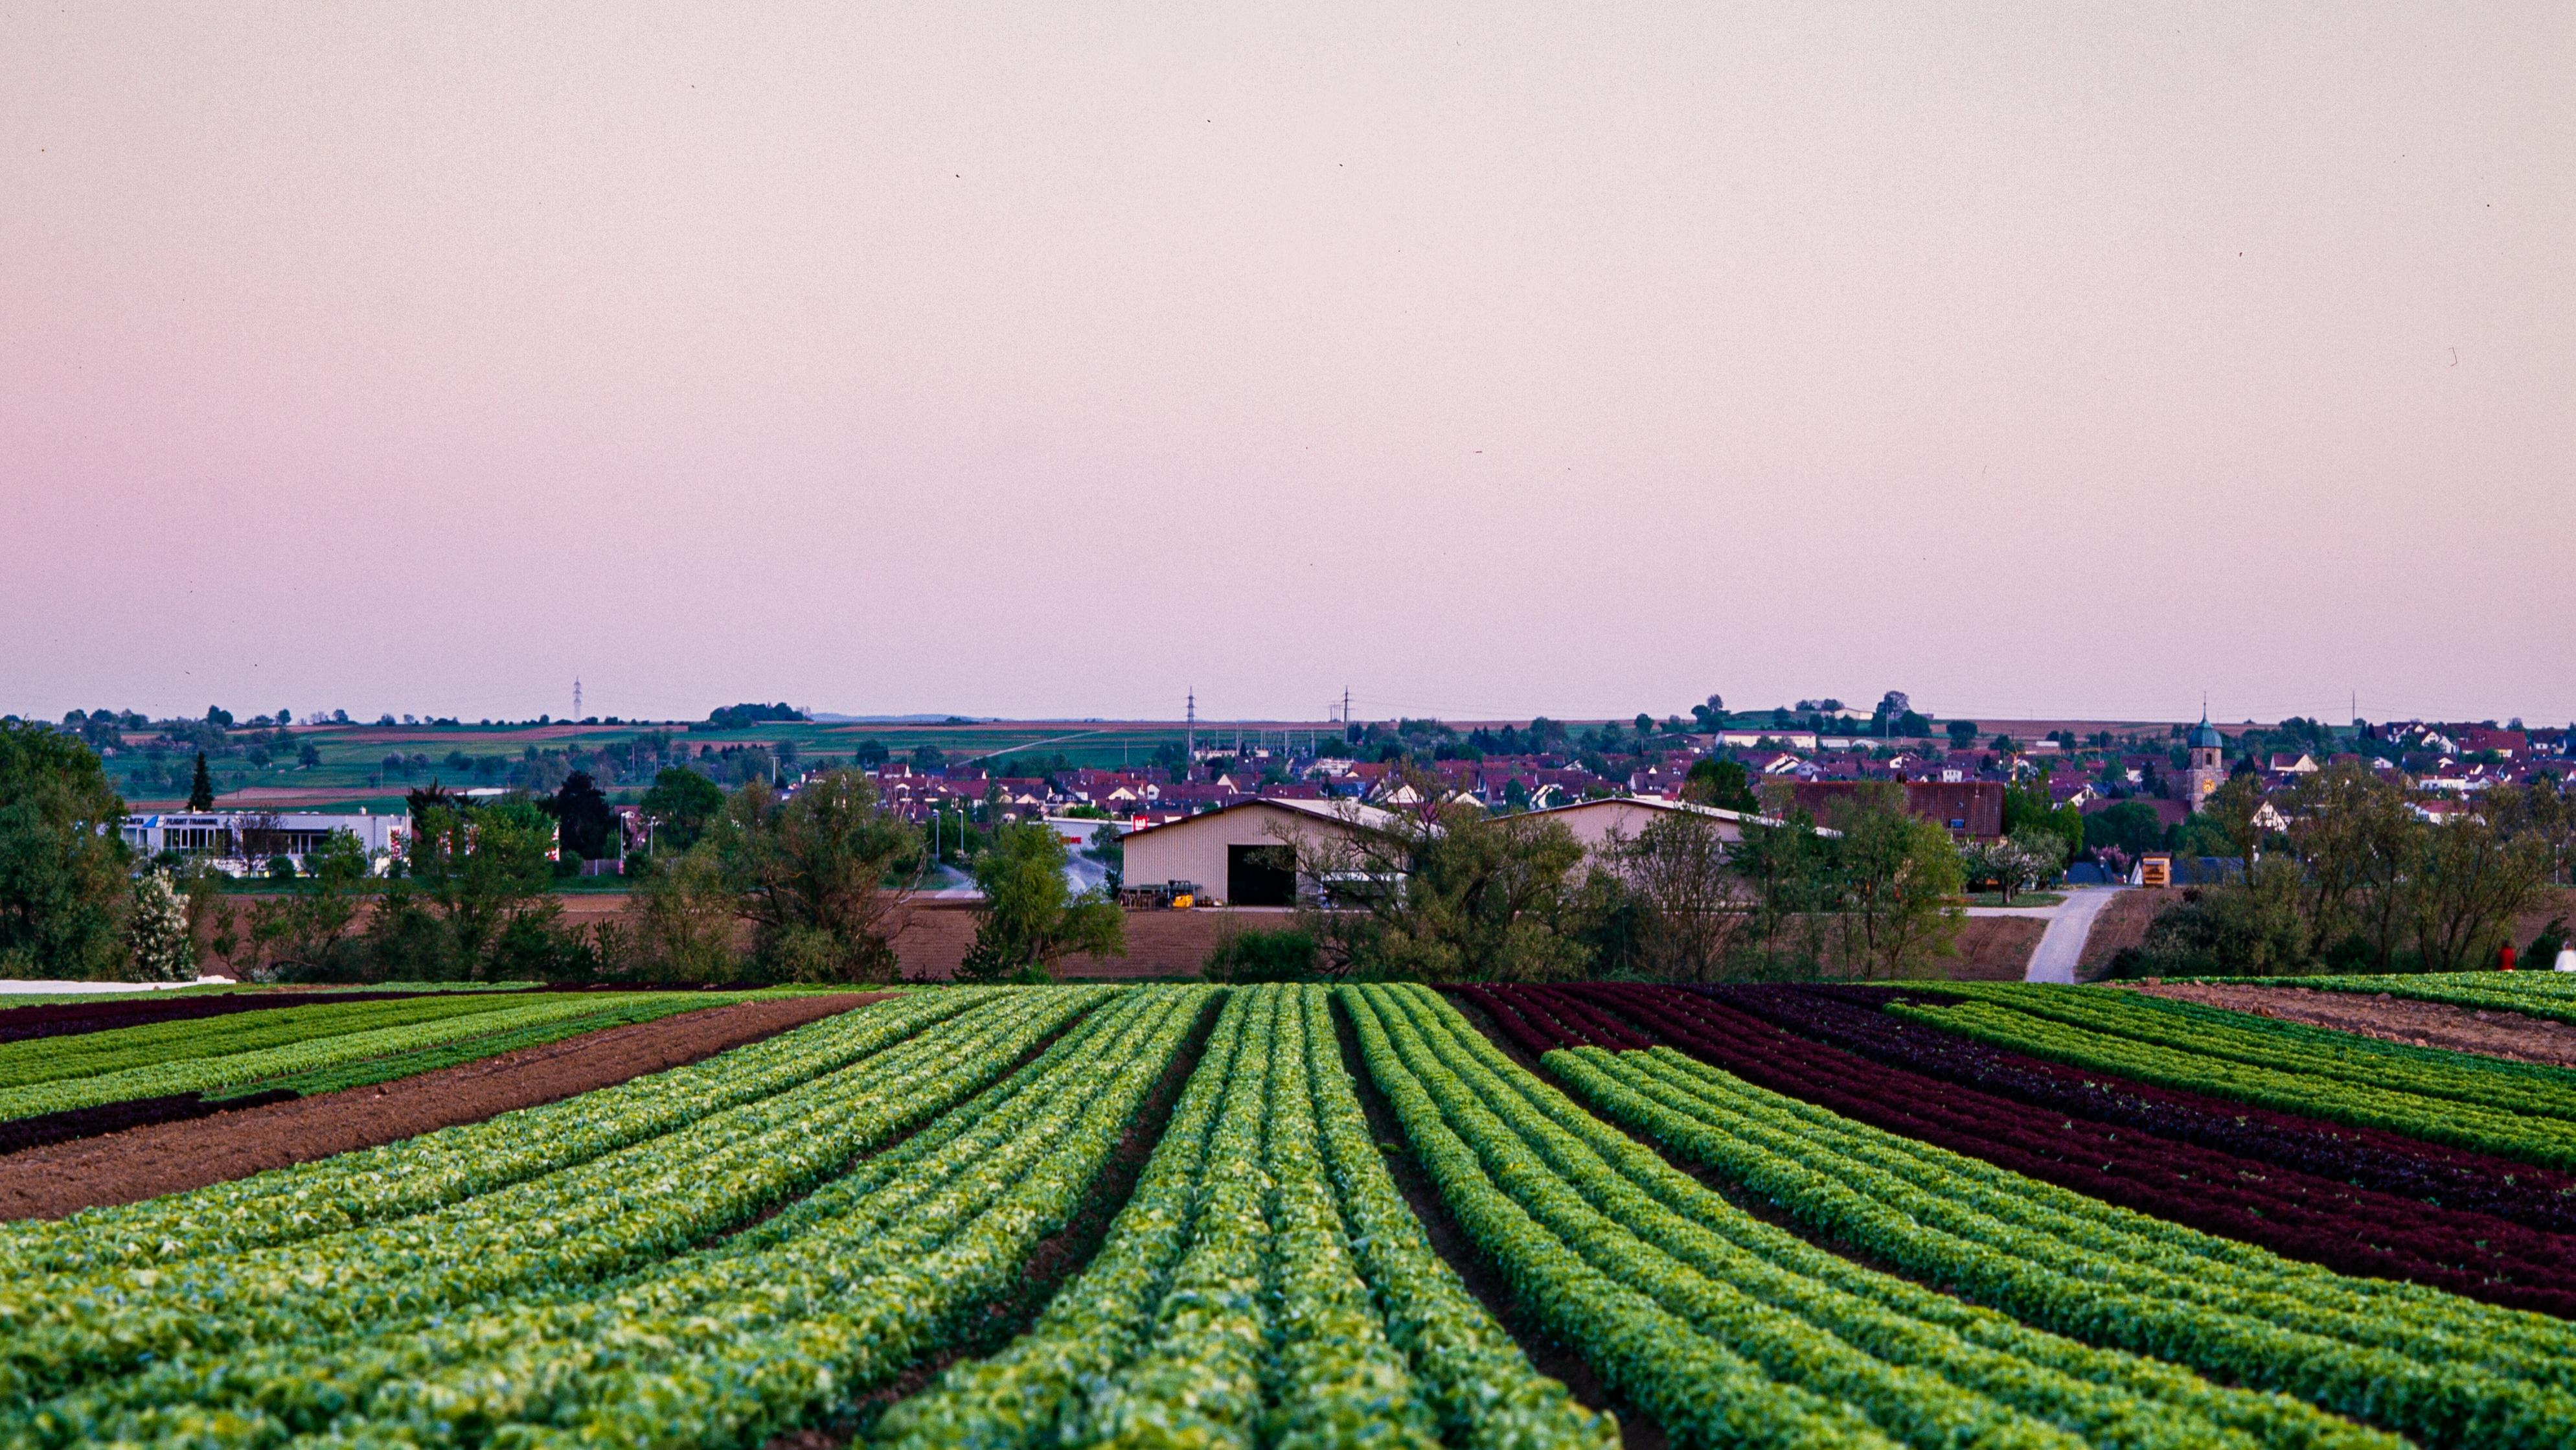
[2023,886,2125,984]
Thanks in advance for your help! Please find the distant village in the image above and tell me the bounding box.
[74,691,2572,886]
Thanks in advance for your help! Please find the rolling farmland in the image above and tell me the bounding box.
[4,978,2571,1448]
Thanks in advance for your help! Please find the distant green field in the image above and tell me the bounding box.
[105,719,1330,810]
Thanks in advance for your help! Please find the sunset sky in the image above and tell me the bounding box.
[5,4,2570,726]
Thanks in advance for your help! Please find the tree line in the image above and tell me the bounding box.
[2113,763,2571,977]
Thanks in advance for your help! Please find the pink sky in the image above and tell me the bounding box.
[5,5,2570,726]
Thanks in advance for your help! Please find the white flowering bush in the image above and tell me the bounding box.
[124,870,195,982]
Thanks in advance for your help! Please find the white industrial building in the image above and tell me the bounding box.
[121,811,407,871]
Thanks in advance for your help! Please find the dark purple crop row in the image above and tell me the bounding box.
[0,990,430,1045]
[1459,982,2576,1318]
[1698,983,2576,1237]
[0,1088,299,1156]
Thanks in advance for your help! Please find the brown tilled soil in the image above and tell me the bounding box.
[0,993,885,1221]
[2075,888,2182,981]
[2132,981,2576,1070]
[1945,917,2049,980]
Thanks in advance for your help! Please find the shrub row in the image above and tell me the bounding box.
[1500,983,2576,1316]
[1549,1040,2576,1449]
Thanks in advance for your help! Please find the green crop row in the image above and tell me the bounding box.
[1889,991,2576,1169]
[0,988,1102,1407]
[210,996,712,1099]
[1908,982,2576,1120]
[882,985,1609,1450]
[2190,970,2576,1026]
[1551,1037,2576,1449]
[17,986,1209,1450]
[0,991,564,1091]
[0,989,989,1278]
[0,991,746,1121]
[1351,984,2394,1450]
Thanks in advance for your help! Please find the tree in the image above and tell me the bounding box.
[1680,757,1761,813]
[0,722,131,979]
[2002,784,2084,866]
[2206,774,2269,876]
[187,752,216,811]
[2084,800,2165,857]
[1292,799,1590,982]
[2113,858,2313,978]
[1601,809,1749,980]
[626,847,744,981]
[1725,809,1837,972]
[956,822,1124,982]
[1820,786,1963,978]
[2408,812,2551,973]
[1963,828,2070,904]
[2279,762,2414,960]
[639,768,725,854]
[1946,720,1980,747]
[372,799,561,979]
[710,770,922,982]
[545,770,617,860]
[243,831,372,980]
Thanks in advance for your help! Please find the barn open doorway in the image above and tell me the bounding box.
[1226,844,1297,906]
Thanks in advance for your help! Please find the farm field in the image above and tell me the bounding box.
[3,978,2570,1449]
[108,717,1275,810]
[2132,979,2576,1068]
[0,985,796,1156]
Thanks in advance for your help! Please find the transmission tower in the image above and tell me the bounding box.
[573,678,582,719]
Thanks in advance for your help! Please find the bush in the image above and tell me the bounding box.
[1203,927,1319,982]
[2109,863,2313,978]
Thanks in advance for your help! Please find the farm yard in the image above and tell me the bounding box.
[5,975,2576,1449]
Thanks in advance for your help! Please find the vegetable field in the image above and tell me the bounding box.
[4,978,2570,1449]
[0,987,768,1155]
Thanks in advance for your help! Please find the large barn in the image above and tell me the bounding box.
[1118,798,1396,907]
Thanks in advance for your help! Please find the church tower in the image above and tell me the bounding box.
[2182,713,2226,809]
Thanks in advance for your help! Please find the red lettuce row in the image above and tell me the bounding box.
[1697,983,2576,1238]
[1465,983,2576,1319]
[0,1088,300,1155]
[0,991,435,1045]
